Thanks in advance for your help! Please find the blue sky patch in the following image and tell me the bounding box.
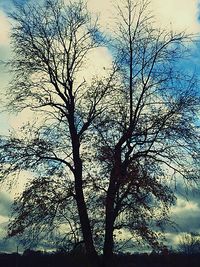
[0,0,29,13]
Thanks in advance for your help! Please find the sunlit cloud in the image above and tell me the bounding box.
[171,198,200,214]
[151,0,200,33]
[0,10,10,46]
[87,0,200,33]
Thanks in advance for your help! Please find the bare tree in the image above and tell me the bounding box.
[0,0,200,266]
[0,0,117,265]
[92,0,200,262]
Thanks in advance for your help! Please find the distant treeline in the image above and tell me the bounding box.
[1,251,200,267]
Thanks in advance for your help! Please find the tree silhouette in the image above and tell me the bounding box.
[98,1,200,262]
[0,0,200,266]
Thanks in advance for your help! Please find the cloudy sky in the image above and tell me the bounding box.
[0,0,200,253]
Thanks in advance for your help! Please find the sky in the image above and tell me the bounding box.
[0,0,200,253]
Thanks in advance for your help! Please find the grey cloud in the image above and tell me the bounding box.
[162,184,200,240]
[0,1,13,13]
[0,191,12,217]
[0,238,19,253]
[172,213,200,233]
[0,46,10,61]
[171,184,200,230]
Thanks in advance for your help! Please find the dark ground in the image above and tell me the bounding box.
[1,251,200,267]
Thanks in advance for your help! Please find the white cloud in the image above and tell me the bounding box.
[87,0,115,31]
[151,0,200,33]
[0,10,10,46]
[77,47,113,82]
[0,0,199,46]
[171,197,200,215]
[87,0,200,33]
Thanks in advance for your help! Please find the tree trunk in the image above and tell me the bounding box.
[68,111,99,266]
[103,150,122,266]
[103,172,118,265]
[103,207,115,264]
[74,164,99,266]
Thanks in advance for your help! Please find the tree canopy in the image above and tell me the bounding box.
[0,0,200,266]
